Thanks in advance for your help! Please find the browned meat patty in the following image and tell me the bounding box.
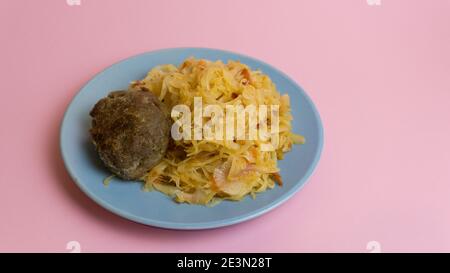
[89,90,171,180]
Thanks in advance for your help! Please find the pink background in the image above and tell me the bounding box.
[1,0,449,252]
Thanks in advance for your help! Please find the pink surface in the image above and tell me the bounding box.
[1,0,449,253]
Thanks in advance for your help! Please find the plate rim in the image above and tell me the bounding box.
[60,47,324,230]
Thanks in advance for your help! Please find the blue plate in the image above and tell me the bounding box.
[60,48,323,230]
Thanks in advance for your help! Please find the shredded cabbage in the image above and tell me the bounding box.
[129,58,305,205]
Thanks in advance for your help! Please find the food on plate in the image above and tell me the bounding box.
[89,58,304,205]
[89,90,171,180]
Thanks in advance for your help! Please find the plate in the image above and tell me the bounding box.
[60,48,323,230]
